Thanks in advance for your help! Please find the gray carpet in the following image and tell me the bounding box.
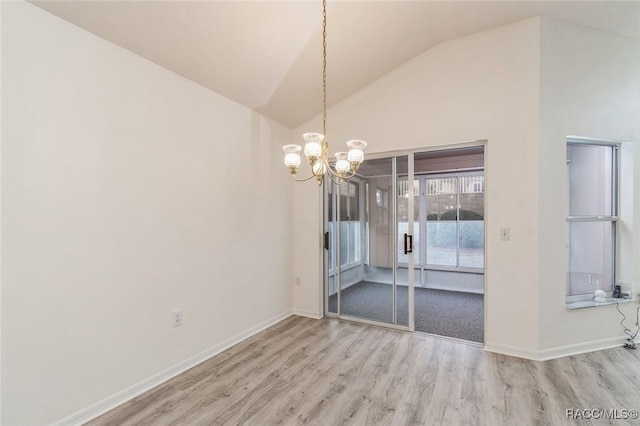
[328,281,484,343]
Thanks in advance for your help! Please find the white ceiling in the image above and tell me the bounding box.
[31,1,640,128]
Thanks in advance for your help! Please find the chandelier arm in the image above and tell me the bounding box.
[324,165,357,185]
[291,173,323,183]
[325,163,343,180]
[325,163,356,181]
[326,169,343,186]
[341,169,357,180]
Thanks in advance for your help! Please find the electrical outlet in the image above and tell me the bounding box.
[172,310,183,328]
[295,277,301,287]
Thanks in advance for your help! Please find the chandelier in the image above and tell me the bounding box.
[282,0,367,185]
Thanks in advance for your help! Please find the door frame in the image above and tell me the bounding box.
[322,141,487,341]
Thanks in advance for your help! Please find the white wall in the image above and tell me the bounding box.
[1,2,293,425]
[291,180,323,318]
[293,18,543,355]
[538,18,640,354]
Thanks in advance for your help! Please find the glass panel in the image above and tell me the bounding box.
[458,174,484,268]
[327,274,338,314]
[339,222,349,266]
[339,157,394,323]
[567,221,613,295]
[327,181,337,315]
[349,182,359,220]
[567,144,613,216]
[327,155,413,328]
[459,222,484,268]
[327,222,335,272]
[397,179,420,264]
[339,180,349,221]
[426,177,457,266]
[349,222,360,264]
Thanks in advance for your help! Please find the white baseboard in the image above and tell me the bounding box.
[486,336,638,361]
[537,336,638,361]
[293,308,323,319]
[51,309,294,426]
[484,341,542,361]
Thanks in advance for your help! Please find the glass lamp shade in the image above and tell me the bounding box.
[335,152,350,174]
[303,132,324,159]
[347,140,367,163]
[282,144,302,168]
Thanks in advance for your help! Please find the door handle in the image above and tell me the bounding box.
[404,233,413,254]
[324,231,329,250]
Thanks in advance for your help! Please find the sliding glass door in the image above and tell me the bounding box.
[326,147,485,342]
[325,155,415,329]
[324,148,484,337]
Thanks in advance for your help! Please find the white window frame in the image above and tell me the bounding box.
[565,137,619,302]
[397,171,485,273]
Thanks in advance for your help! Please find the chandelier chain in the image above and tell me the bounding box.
[322,0,327,138]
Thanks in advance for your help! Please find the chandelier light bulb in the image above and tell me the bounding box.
[283,145,302,167]
[282,144,302,175]
[335,152,350,175]
[303,132,324,162]
[347,140,367,164]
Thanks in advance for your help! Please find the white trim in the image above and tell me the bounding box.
[318,183,326,318]
[482,140,488,347]
[51,309,294,426]
[339,314,411,332]
[485,336,639,361]
[408,152,415,332]
[293,308,324,320]
[364,139,488,161]
[484,342,542,361]
[566,135,625,146]
[414,331,484,347]
[537,336,639,361]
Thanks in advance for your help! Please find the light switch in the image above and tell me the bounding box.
[500,228,510,241]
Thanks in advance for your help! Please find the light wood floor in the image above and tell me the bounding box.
[89,316,640,425]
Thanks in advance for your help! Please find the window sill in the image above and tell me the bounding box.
[566,297,636,310]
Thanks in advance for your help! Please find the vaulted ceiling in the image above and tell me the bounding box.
[31,1,640,128]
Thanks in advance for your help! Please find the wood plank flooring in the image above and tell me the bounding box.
[88,316,640,425]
